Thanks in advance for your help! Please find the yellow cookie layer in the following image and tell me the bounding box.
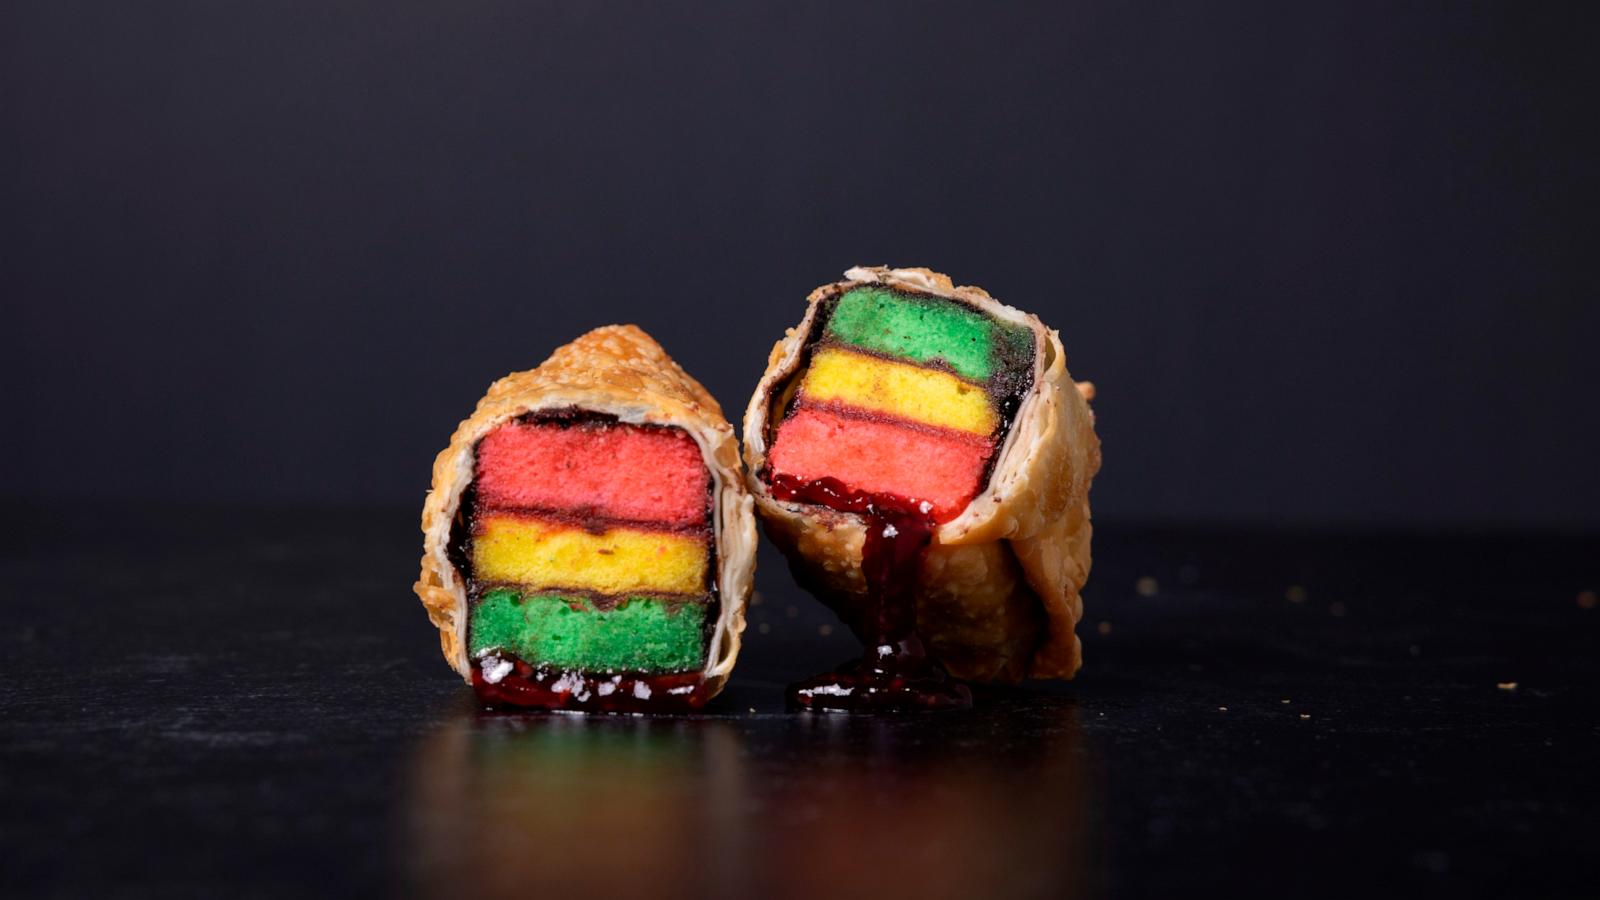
[472,515,707,596]
[800,347,998,435]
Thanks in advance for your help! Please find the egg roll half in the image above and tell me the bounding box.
[417,325,756,711]
[743,267,1100,702]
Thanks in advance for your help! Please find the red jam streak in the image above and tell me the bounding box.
[768,472,973,712]
[471,654,712,713]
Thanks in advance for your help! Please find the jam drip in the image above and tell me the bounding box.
[471,654,711,713]
[768,473,973,712]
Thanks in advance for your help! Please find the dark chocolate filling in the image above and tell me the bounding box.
[471,505,712,539]
[468,582,707,615]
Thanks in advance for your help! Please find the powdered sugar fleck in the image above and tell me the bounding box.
[480,655,512,685]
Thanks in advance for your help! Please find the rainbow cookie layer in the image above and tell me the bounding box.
[475,421,708,526]
[472,515,708,596]
[469,589,706,672]
[464,415,713,676]
[799,347,998,436]
[767,286,1033,521]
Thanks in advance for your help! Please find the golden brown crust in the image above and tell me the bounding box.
[415,325,756,699]
[742,267,1100,682]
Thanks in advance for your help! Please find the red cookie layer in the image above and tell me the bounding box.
[767,406,995,522]
[476,421,709,526]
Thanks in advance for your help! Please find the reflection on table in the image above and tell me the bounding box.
[406,696,1093,900]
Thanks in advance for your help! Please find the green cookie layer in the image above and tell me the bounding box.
[826,286,1028,382]
[470,588,707,673]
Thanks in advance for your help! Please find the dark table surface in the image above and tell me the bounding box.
[2,502,1596,899]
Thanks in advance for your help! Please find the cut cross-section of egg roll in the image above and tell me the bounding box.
[744,267,1100,710]
[416,325,756,712]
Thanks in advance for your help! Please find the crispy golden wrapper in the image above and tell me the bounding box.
[415,325,757,699]
[742,267,1100,682]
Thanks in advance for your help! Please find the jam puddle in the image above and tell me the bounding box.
[769,473,973,712]
[471,653,711,713]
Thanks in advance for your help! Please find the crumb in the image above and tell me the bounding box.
[750,592,764,607]
[1281,699,1291,704]
[1299,714,1311,720]
[1285,585,1308,603]
[1097,621,1112,636]
[784,605,799,619]
[1135,576,1159,597]
[1497,682,1518,691]
[818,624,833,636]
[1578,590,1597,610]
[1218,706,1228,712]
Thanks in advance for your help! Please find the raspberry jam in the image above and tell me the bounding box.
[768,472,972,712]
[471,655,711,713]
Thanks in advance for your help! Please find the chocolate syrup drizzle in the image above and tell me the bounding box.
[768,473,973,712]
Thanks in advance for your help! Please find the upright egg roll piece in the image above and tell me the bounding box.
[743,267,1100,710]
[416,325,756,712]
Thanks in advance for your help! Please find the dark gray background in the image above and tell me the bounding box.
[5,2,1596,528]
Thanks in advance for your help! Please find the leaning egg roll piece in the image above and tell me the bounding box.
[416,325,756,712]
[743,267,1100,710]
